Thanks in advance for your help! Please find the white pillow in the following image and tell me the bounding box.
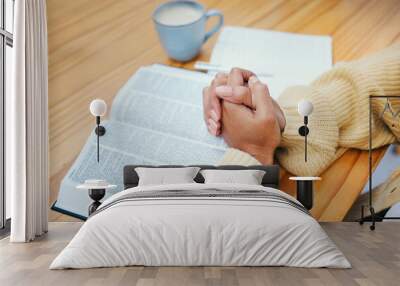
[135,167,200,186]
[200,169,266,185]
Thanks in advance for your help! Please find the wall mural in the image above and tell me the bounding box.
[47,1,400,223]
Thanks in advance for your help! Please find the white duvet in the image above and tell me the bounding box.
[50,183,351,269]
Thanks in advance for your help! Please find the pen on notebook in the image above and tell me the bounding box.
[194,61,274,78]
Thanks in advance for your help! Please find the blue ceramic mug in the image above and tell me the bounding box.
[153,1,224,62]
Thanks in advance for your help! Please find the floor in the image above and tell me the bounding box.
[0,219,10,239]
[0,222,399,286]
[47,0,400,223]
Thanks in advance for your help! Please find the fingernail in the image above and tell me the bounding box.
[208,124,217,136]
[216,72,227,78]
[249,76,259,84]
[215,85,233,97]
[210,110,219,121]
[208,118,218,129]
[207,124,214,135]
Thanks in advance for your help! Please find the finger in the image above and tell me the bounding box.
[211,74,228,87]
[207,123,216,136]
[209,88,222,121]
[227,68,255,86]
[202,86,212,121]
[248,75,261,110]
[248,76,276,119]
[203,87,221,134]
[208,119,221,136]
[207,124,217,136]
[239,69,256,82]
[221,101,253,147]
[215,85,254,109]
[248,75,260,86]
[249,82,274,119]
[202,73,228,133]
[203,86,222,124]
[208,75,228,122]
[208,118,220,130]
[222,101,252,117]
[210,109,219,122]
[215,72,228,79]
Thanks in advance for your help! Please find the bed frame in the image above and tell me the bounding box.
[123,165,280,189]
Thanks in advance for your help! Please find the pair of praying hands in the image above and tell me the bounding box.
[202,68,286,164]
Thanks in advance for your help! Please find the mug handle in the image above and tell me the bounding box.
[204,10,224,43]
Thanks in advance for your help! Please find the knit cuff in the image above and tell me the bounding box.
[277,85,340,176]
[218,148,261,166]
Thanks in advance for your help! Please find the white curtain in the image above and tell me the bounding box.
[8,0,49,242]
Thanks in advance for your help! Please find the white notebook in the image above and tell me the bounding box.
[209,26,332,98]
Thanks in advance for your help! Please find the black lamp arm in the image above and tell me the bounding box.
[94,116,106,163]
[298,116,309,136]
[298,116,309,162]
[95,116,106,137]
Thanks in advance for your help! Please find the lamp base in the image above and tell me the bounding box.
[296,180,313,210]
[95,125,106,136]
[88,188,106,216]
[298,125,309,136]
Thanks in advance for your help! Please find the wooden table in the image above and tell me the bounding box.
[47,0,400,222]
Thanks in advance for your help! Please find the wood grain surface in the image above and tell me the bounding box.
[47,0,400,222]
[1,222,400,285]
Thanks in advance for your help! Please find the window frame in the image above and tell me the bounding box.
[0,0,13,231]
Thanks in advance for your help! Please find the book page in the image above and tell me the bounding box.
[111,65,224,147]
[209,26,332,98]
[54,66,227,218]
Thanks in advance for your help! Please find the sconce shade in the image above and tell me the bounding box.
[90,99,107,117]
[297,100,314,117]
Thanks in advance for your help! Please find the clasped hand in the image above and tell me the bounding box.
[202,68,285,164]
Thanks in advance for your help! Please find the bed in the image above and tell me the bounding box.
[50,165,350,269]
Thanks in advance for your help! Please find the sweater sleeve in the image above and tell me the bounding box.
[219,44,400,175]
[276,85,344,176]
[276,44,400,176]
[217,83,343,171]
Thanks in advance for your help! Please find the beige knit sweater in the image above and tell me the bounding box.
[219,44,400,176]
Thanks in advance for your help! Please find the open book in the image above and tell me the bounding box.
[53,65,227,218]
[53,26,333,219]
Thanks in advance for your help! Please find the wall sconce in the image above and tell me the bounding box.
[89,99,107,162]
[297,99,314,162]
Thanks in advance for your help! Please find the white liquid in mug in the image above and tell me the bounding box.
[156,4,203,26]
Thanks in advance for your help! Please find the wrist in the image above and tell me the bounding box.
[252,149,275,165]
[273,100,286,132]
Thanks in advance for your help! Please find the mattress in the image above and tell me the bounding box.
[50,183,351,269]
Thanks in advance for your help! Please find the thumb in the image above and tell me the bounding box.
[215,85,253,109]
[249,81,274,119]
